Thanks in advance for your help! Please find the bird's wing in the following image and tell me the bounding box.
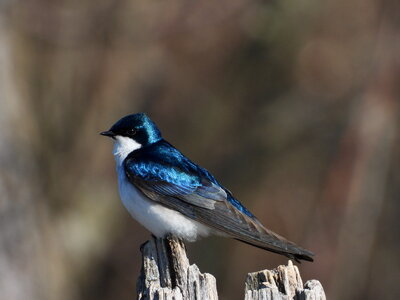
[125,157,226,210]
[124,152,314,262]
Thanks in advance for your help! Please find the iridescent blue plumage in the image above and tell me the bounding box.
[109,113,162,145]
[124,140,255,217]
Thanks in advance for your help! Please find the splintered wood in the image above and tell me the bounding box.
[245,261,326,300]
[137,236,218,300]
[137,236,325,300]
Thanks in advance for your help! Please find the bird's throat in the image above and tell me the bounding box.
[113,136,142,165]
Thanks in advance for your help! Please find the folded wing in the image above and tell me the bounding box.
[124,147,314,262]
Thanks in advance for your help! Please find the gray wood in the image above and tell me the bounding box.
[137,236,218,300]
[137,237,325,300]
[244,261,326,300]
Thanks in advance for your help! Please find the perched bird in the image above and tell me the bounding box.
[101,113,314,262]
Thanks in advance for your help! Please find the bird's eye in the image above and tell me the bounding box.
[128,128,137,135]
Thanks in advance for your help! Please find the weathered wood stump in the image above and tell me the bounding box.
[245,260,326,300]
[137,236,325,300]
[137,236,218,300]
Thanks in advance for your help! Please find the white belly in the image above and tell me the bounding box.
[116,165,210,241]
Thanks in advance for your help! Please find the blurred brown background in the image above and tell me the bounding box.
[0,0,399,299]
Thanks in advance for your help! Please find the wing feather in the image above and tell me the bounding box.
[134,181,314,262]
[124,143,314,262]
[125,161,226,210]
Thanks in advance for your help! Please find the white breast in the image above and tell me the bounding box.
[112,136,210,241]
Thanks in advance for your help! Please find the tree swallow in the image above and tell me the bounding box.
[101,113,314,262]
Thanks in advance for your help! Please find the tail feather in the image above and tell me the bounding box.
[233,216,314,263]
[200,200,315,262]
[234,237,314,263]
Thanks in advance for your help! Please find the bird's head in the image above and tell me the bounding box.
[101,113,162,162]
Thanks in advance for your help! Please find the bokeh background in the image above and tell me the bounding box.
[1,0,399,299]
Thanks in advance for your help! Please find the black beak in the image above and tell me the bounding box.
[100,130,115,138]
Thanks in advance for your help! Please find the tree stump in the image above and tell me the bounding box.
[137,236,325,300]
[137,236,218,300]
[245,261,326,300]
